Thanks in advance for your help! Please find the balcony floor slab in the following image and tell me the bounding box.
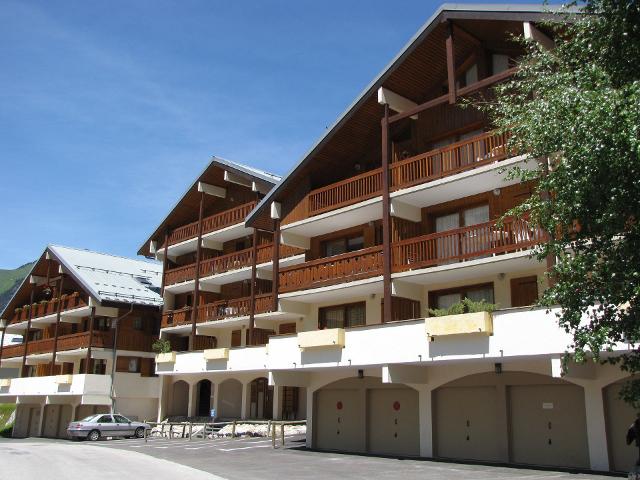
[279,276,384,304]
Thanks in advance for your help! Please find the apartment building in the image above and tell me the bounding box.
[0,245,163,438]
[140,158,307,422]
[239,4,634,473]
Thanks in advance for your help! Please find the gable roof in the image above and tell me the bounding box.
[138,155,281,256]
[0,245,163,320]
[245,3,567,228]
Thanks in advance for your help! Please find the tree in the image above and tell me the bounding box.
[483,0,640,406]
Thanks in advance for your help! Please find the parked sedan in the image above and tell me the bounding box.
[67,414,149,441]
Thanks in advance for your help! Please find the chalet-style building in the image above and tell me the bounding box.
[0,245,163,438]
[140,158,307,422]
[238,4,633,473]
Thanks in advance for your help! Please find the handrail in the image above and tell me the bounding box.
[279,246,384,293]
[167,201,257,246]
[161,307,192,328]
[9,292,87,324]
[392,216,545,272]
[389,130,510,191]
[2,330,114,358]
[307,168,382,216]
[197,293,273,323]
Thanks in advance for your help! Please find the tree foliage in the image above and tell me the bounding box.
[484,1,640,406]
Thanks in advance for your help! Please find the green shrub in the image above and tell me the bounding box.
[152,338,172,354]
[428,298,498,317]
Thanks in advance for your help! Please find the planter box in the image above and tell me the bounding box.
[0,379,11,388]
[54,374,73,385]
[155,352,177,364]
[203,348,229,361]
[298,328,345,351]
[425,311,493,339]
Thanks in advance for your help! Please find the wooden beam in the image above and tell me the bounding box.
[49,274,65,375]
[523,22,555,50]
[190,191,205,351]
[20,288,35,377]
[160,230,169,297]
[248,228,258,346]
[198,181,226,198]
[381,104,393,324]
[272,220,281,312]
[0,321,6,370]
[446,20,456,105]
[452,23,482,46]
[85,306,95,373]
[377,87,418,119]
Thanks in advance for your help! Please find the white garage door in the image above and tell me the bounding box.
[434,386,501,461]
[315,388,364,453]
[509,384,589,468]
[605,382,636,472]
[367,388,419,456]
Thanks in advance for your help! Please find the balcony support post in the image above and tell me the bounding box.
[190,191,206,351]
[446,20,457,104]
[272,220,281,312]
[20,287,36,378]
[85,306,96,374]
[49,274,65,375]
[381,103,393,323]
[160,229,170,296]
[248,228,259,346]
[0,322,6,368]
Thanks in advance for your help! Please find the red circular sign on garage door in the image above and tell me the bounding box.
[336,401,343,410]
[393,401,401,411]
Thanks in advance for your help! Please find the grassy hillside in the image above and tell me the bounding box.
[0,262,34,312]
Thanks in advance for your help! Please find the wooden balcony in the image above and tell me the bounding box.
[279,246,384,293]
[161,294,273,329]
[1,331,114,359]
[391,216,546,272]
[167,201,257,246]
[164,244,304,287]
[283,130,510,224]
[8,292,87,325]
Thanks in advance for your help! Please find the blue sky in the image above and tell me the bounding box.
[0,0,538,268]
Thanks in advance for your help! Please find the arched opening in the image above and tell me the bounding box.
[604,379,636,472]
[433,371,588,468]
[169,380,189,417]
[249,377,273,419]
[313,376,419,456]
[196,379,212,417]
[218,379,242,419]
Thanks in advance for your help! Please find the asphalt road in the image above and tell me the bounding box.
[0,436,624,480]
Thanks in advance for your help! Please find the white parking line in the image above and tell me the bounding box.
[217,445,272,452]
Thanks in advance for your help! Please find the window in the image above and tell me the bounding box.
[98,415,113,423]
[322,234,364,257]
[492,54,510,75]
[114,415,130,423]
[95,318,111,331]
[128,358,140,373]
[430,283,495,311]
[132,317,143,331]
[319,302,366,329]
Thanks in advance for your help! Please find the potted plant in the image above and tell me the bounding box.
[426,298,498,338]
[153,338,175,364]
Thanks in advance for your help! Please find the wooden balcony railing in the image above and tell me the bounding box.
[164,244,305,287]
[8,292,87,325]
[389,130,510,191]
[308,168,383,217]
[161,307,192,329]
[391,216,545,272]
[197,294,273,323]
[279,246,384,293]
[282,129,511,224]
[1,331,114,359]
[167,201,257,247]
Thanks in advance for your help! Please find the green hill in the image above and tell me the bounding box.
[0,262,34,312]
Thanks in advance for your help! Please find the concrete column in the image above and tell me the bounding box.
[583,383,610,471]
[70,404,77,422]
[240,381,249,420]
[306,387,315,449]
[272,386,282,420]
[212,382,220,419]
[157,376,169,422]
[37,403,45,437]
[417,385,433,457]
[187,382,196,417]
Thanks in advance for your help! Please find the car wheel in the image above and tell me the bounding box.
[87,430,100,442]
[135,427,145,438]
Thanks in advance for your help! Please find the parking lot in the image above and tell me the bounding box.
[0,434,624,480]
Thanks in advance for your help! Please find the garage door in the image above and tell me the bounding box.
[367,388,419,456]
[605,382,636,472]
[315,388,364,453]
[434,386,501,461]
[42,405,60,438]
[27,406,41,437]
[509,385,588,468]
[58,405,73,438]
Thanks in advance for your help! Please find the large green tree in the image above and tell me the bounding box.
[484,0,640,405]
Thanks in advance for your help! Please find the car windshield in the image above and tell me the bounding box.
[80,415,100,422]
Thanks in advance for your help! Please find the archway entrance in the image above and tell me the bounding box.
[196,380,212,417]
[249,377,273,419]
[169,380,189,417]
[218,379,242,419]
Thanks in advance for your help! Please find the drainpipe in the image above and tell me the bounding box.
[109,304,134,414]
